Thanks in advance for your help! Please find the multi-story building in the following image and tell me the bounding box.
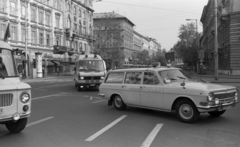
[0,0,94,78]
[93,12,135,68]
[200,0,240,75]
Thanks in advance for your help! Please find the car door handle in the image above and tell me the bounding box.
[122,85,126,88]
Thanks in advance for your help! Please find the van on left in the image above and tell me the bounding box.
[0,41,31,133]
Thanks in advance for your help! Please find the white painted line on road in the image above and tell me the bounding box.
[140,123,163,147]
[32,93,69,100]
[92,99,107,103]
[85,115,127,142]
[27,117,54,127]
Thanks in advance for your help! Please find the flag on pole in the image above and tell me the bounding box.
[3,23,10,42]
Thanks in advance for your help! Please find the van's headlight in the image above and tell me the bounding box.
[207,93,214,101]
[80,77,84,80]
[20,92,30,103]
[101,76,104,80]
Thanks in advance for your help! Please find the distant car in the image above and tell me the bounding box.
[98,67,239,123]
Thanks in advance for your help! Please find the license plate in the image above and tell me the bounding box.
[0,108,3,114]
[90,84,95,86]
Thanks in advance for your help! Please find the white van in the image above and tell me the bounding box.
[0,41,31,133]
[74,54,107,91]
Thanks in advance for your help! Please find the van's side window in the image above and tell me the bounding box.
[124,72,142,84]
[105,72,124,83]
[143,72,159,85]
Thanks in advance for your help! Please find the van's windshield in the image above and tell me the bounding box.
[0,49,18,78]
[78,60,104,72]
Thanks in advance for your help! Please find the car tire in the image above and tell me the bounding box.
[113,95,126,110]
[5,118,28,133]
[175,99,199,123]
[208,110,226,117]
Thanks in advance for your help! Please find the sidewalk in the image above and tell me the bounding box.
[189,71,240,83]
[21,72,74,83]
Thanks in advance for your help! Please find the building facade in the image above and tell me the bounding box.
[200,0,240,75]
[93,12,135,68]
[0,0,94,78]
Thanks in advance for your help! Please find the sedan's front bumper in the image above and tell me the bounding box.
[197,100,239,112]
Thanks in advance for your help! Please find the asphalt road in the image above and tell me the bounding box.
[0,77,240,147]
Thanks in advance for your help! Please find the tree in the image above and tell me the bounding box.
[171,22,200,70]
[93,13,125,69]
[152,49,166,66]
[137,50,151,65]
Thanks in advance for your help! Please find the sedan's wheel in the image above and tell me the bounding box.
[208,110,226,117]
[113,95,126,110]
[175,99,199,123]
[5,118,28,133]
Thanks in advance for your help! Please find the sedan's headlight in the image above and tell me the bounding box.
[20,92,30,103]
[235,91,238,101]
[207,93,214,101]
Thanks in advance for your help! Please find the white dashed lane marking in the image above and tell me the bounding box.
[141,124,163,147]
[27,117,54,127]
[92,99,107,103]
[85,115,127,142]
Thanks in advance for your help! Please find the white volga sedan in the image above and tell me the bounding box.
[98,67,239,123]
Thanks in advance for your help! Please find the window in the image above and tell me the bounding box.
[10,25,17,41]
[10,1,17,16]
[84,43,87,52]
[39,10,44,24]
[55,15,60,28]
[74,6,77,15]
[21,26,26,42]
[74,23,77,31]
[39,32,44,45]
[79,42,82,51]
[79,9,82,17]
[31,7,37,22]
[21,5,26,18]
[143,72,159,85]
[46,34,50,46]
[0,23,6,39]
[105,72,124,83]
[31,29,37,44]
[46,12,51,26]
[0,0,6,12]
[79,21,82,34]
[124,72,142,84]
[67,17,71,28]
[56,35,61,45]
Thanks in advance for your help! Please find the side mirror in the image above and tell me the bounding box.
[164,78,171,84]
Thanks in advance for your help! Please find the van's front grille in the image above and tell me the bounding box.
[0,94,13,107]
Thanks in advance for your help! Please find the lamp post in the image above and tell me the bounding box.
[24,0,28,79]
[214,0,219,80]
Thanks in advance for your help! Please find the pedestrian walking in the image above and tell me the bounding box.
[56,67,59,76]
[42,67,45,78]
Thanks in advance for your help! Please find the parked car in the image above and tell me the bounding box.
[98,66,239,123]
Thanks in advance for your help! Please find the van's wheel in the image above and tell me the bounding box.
[113,95,126,110]
[5,118,28,133]
[175,99,199,123]
[208,110,226,117]
[75,82,77,88]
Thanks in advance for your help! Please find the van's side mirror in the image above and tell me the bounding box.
[164,78,171,84]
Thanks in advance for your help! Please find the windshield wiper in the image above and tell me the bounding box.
[177,76,186,80]
[0,72,5,79]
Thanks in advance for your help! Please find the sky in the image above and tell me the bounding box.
[93,0,209,51]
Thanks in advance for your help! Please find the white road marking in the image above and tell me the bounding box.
[92,99,107,103]
[141,124,163,147]
[32,93,69,100]
[85,115,127,142]
[27,117,54,127]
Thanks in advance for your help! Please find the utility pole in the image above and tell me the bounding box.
[214,0,218,80]
[25,0,28,79]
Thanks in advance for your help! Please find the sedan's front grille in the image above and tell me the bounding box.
[0,94,13,107]
[213,90,236,99]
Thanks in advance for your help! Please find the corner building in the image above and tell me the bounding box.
[200,0,240,75]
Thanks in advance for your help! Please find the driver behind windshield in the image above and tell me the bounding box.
[0,56,7,76]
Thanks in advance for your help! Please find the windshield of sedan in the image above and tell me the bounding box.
[158,69,189,82]
[78,60,104,72]
[0,49,18,78]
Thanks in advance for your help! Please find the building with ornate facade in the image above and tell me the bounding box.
[0,0,94,78]
[200,0,240,75]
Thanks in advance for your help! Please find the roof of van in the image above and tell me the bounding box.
[109,67,179,72]
[77,54,103,60]
[0,41,12,50]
